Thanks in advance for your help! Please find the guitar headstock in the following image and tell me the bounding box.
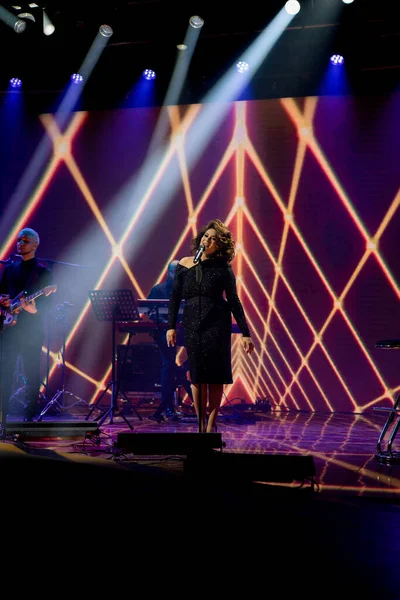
[44,284,57,296]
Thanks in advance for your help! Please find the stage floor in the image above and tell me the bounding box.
[3,402,400,499]
[2,402,400,594]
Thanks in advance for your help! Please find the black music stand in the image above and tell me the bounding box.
[85,289,140,429]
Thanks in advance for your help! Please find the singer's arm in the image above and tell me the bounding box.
[225,267,251,330]
[225,268,254,354]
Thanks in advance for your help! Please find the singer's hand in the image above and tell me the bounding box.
[166,328,177,347]
[242,336,254,354]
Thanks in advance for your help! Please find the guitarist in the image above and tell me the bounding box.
[0,228,53,423]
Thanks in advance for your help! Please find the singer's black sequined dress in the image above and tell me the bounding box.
[167,258,250,384]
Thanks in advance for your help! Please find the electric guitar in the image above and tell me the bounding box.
[0,284,57,327]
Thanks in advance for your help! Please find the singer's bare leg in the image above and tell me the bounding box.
[191,383,207,432]
[207,384,223,432]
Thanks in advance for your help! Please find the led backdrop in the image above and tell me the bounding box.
[0,93,399,413]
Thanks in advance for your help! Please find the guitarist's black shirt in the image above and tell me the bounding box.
[0,257,52,334]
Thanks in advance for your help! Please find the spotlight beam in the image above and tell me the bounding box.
[147,23,202,156]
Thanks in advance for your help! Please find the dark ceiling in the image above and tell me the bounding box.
[0,0,399,110]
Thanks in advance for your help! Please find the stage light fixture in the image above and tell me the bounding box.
[177,44,187,51]
[10,77,22,88]
[342,0,354,4]
[189,15,204,29]
[330,54,344,65]
[16,11,35,23]
[0,4,26,32]
[143,69,156,80]
[14,18,26,32]
[236,61,249,74]
[43,9,54,35]
[285,0,301,15]
[99,24,113,38]
[71,73,84,84]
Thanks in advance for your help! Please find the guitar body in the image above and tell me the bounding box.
[0,285,57,328]
[1,308,18,327]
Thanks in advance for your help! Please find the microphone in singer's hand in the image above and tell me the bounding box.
[193,244,205,264]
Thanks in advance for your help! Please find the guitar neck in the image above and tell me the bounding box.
[25,289,45,303]
[11,289,45,312]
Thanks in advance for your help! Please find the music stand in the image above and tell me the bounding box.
[85,289,140,429]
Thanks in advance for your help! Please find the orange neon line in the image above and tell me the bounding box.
[374,188,400,241]
[235,102,247,198]
[338,309,391,393]
[117,255,145,297]
[235,104,246,280]
[303,96,319,123]
[245,142,286,213]
[64,361,101,386]
[89,364,113,405]
[372,251,400,300]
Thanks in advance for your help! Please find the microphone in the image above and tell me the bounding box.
[193,244,205,264]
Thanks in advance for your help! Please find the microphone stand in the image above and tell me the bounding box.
[194,245,205,434]
[33,257,89,398]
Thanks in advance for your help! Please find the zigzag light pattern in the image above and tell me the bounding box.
[1,96,398,412]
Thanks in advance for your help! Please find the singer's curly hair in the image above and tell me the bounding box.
[191,219,235,264]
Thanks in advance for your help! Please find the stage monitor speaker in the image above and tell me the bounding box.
[117,344,161,392]
[117,432,224,454]
[185,451,316,485]
[4,420,100,440]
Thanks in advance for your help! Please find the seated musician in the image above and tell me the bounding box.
[147,260,192,422]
